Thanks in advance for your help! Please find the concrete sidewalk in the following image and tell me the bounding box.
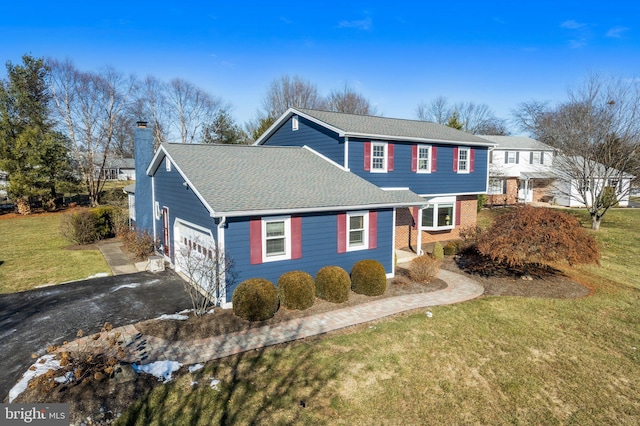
[64,269,484,366]
[97,239,139,275]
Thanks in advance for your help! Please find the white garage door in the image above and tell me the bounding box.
[173,219,216,277]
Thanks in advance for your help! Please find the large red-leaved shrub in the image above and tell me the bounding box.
[476,206,600,270]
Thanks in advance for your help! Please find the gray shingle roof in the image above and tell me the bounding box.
[294,108,494,145]
[479,135,554,151]
[156,143,425,217]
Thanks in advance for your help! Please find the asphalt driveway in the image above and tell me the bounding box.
[0,270,192,402]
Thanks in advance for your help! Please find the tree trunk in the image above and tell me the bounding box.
[591,214,601,230]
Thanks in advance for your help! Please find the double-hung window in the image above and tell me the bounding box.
[371,143,387,172]
[458,148,470,173]
[417,145,431,173]
[347,211,369,251]
[506,151,517,164]
[531,151,541,165]
[263,216,291,262]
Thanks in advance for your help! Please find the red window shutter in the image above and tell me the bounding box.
[337,213,347,253]
[368,211,377,249]
[455,200,461,226]
[249,219,262,264]
[291,216,302,259]
[412,207,419,229]
[453,147,459,172]
[387,144,394,171]
[431,146,437,172]
[470,149,475,172]
[411,145,417,172]
[364,142,371,171]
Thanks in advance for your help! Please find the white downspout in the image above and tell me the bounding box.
[217,216,231,309]
[417,206,423,255]
[344,136,350,171]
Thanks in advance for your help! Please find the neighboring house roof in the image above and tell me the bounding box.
[122,183,135,194]
[256,108,496,147]
[148,143,426,217]
[106,158,135,169]
[479,135,554,151]
[556,155,635,179]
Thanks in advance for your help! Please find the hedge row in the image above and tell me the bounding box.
[232,259,388,321]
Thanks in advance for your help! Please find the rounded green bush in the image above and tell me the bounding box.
[315,266,350,303]
[350,259,387,296]
[232,278,279,321]
[432,242,444,259]
[277,271,315,310]
[444,241,458,256]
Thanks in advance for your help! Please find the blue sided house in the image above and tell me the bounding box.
[255,108,496,252]
[135,124,425,308]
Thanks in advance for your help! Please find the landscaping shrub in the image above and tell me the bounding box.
[315,266,350,303]
[350,259,386,296]
[477,193,487,212]
[408,254,441,283]
[232,278,279,321]
[432,242,444,259]
[475,205,600,270]
[60,209,98,245]
[277,271,315,310]
[444,241,458,256]
[120,228,155,260]
[92,206,116,239]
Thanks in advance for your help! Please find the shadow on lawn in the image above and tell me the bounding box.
[118,321,337,425]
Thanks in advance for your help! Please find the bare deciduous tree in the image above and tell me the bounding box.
[416,96,509,135]
[261,74,324,118]
[325,83,376,115]
[513,73,640,229]
[49,59,137,206]
[177,239,235,316]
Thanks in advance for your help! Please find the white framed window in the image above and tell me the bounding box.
[371,142,387,172]
[531,151,541,165]
[458,148,470,173]
[506,151,517,164]
[488,178,505,195]
[292,115,299,131]
[607,178,621,191]
[347,211,369,251]
[417,145,431,173]
[421,197,455,230]
[262,216,291,262]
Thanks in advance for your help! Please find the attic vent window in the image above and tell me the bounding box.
[292,116,299,131]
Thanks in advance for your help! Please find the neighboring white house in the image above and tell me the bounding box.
[480,135,557,204]
[480,135,634,208]
[0,170,7,199]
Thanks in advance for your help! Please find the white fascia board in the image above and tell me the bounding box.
[344,132,497,147]
[303,146,347,171]
[416,191,486,198]
[146,145,217,218]
[213,201,428,218]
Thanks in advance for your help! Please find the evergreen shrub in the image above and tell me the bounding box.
[277,271,315,310]
[350,259,386,296]
[232,278,279,321]
[315,266,350,303]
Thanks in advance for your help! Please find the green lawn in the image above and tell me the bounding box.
[117,208,640,425]
[0,212,110,293]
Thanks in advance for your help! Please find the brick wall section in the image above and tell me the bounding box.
[395,195,478,250]
[487,177,518,205]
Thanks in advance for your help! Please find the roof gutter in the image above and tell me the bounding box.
[343,132,496,147]
[212,201,428,218]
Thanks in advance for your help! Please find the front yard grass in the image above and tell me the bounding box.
[116,208,640,425]
[0,211,110,293]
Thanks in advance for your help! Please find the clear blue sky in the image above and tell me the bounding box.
[2,1,638,132]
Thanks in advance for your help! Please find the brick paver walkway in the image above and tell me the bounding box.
[64,269,483,366]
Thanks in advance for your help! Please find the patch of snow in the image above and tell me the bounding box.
[9,354,61,403]
[157,313,189,321]
[188,364,204,373]
[112,283,140,292]
[133,361,182,383]
[54,371,75,384]
[87,272,109,280]
[179,309,192,314]
[190,381,198,386]
[210,378,220,390]
[426,311,433,318]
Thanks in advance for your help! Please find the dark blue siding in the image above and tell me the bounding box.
[348,139,488,195]
[261,115,345,165]
[224,209,395,302]
[152,155,217,261]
